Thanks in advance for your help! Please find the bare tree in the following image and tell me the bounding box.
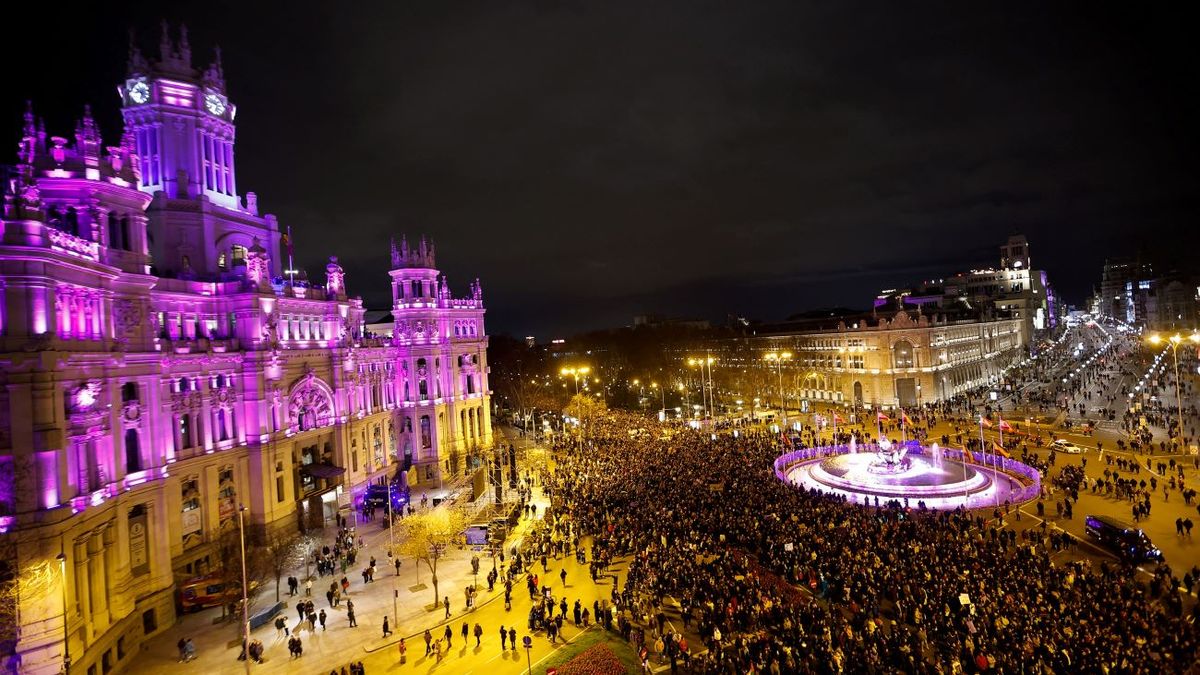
[262,530,306,603]
[396,506,469,608]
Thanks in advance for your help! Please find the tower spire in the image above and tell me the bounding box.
[159,19,172,63]
[178,23,192,66]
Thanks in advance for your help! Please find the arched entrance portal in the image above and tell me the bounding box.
[853,381,864,406]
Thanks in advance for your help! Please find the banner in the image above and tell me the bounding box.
[129,510,150,576]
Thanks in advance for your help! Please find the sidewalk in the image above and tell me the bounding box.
[128,428,549,674]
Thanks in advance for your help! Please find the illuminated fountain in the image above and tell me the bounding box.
[775,441,1040,510]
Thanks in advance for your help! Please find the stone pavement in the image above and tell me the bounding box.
[126,429,563,675]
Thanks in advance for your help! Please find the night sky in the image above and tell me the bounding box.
[5,2,1197,336]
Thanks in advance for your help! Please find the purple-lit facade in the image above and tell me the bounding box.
[0,26,491,675]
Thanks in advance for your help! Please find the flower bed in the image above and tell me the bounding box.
[556,642,628,675]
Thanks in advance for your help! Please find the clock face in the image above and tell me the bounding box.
[129,81,150,104]
[205,93,226,116]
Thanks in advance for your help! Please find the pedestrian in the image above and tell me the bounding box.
[444,596,451,618]
[509,627,517,650]
[348,607,357,627]
[500,625,507,649]
[461,620,469,645]
[444,624,453,648]
[398,637,407,664]
[319,608,327,631]
[474,622,483,646]
[560,568,567,586]
[424,629,433,655]
[382,616,391,637]
[305,578,313,596]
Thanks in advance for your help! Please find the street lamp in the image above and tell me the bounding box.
[687,356,716,421]
[650,382,665,418]
[764,352,793,423]
[386,490,399,627]
[56,552,69,675]
[1148,332,1200,451]
[560,366,591,447]
[236,506,251,675]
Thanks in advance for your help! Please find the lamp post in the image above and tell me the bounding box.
[764,352,793,424]
[387,491,399,627]
[56,552,70,675]
[651,382,665,419]
[688,356,716,421]
[560,366,590,449]
[236,506,251,675]
[1148,332,1200,451]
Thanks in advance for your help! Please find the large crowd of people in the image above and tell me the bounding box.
[540,407,1199,673]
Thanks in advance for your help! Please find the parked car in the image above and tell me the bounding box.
[1084,515,1163,562]
[1051,439,1086,454]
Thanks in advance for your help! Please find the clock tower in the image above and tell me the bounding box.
[119,22,281,279]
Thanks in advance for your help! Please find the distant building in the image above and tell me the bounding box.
[745,307,1025,407]
[876,235,1058,343]
[632,314,711,330]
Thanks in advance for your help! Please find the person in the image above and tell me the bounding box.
[305,578,313,596]
[319,608,327,631]
[183,639,195,662]
[177,637,187,662]
[500,624,507,650]
[560,567,567,586]
[508,627,517,651]
[382,616,391,637]
[461,621,469,645]
[398,637,407,663]
[424,628,433,655]
[474,622,483,646]
[347,606,357,627]
[444,624,453,649]
[444,596,451,619]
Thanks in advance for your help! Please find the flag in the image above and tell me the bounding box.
[833,413,846,424]
[901,411,914,427]
[991,441,1010,458]
[998,419,1014,432]
[877,412,890,422]
[980,417,993,428]
[962,448,976,463]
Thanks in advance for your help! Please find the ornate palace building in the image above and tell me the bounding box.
[0,26,491,675]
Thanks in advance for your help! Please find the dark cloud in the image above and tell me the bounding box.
[5,2,1197,336]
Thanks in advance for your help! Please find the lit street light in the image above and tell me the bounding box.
[1148,332,1200,450]
[764,351,793,423]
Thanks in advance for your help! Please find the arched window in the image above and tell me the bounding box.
[417,358,428,399]
[892,340,915,369]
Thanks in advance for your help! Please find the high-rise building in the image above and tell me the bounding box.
[0,25,490,675]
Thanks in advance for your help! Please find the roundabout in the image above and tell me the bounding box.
[775,440,1040,510]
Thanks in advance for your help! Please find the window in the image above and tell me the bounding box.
[892,340,915,369]
[179,415,193,448]
[142,608,157,634]
[232,245,247,267]
[121,382,138,402]
[125,429,141,473]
